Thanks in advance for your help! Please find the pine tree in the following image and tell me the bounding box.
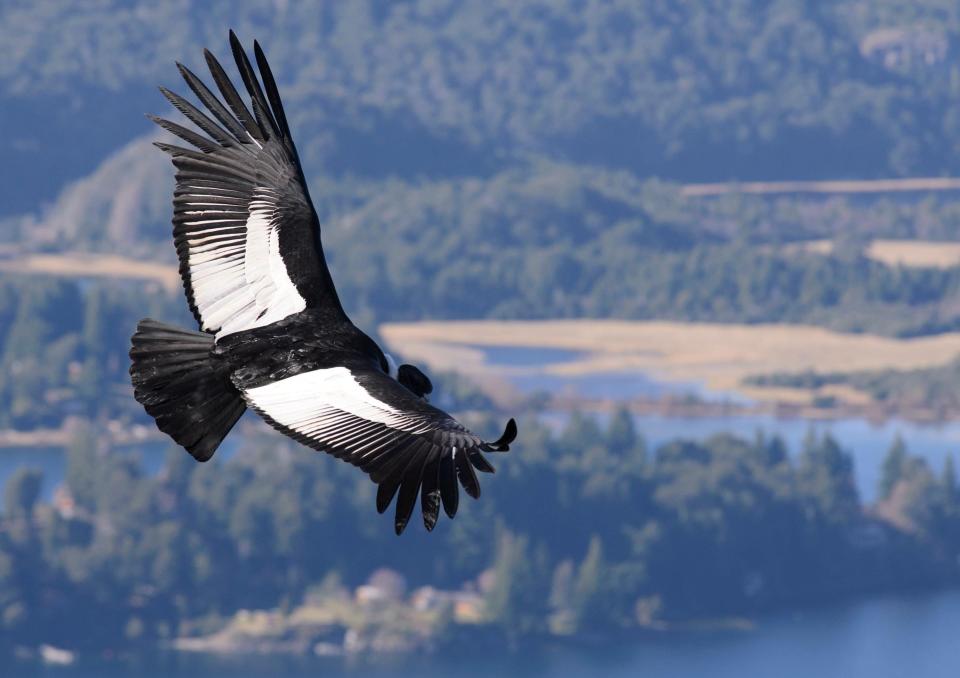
[3,468,43,520]
[607,407,637,453]
[942,454,958,509]
[485,529,550,641]
[799,431,859,522]
[879,434,908,500]
[571,535,605,629]
[548,560,576,634]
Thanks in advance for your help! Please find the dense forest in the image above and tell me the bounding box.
[1,413,957,654]
[0,278,184,429]
[8,0,960,208]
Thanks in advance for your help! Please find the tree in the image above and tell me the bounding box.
[879,434,908,500]
[3,469,43,520]
[64,421,101,511]
[570,535,605,629]
[607,407,637,453]
[943,454,958,508]
[798,431,859,523]
[895,459,945,537]
[560,411,604,453]
[484,529,550,642]
[547,559,575,634]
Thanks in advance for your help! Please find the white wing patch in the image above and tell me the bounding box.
[244,368,436,440]
[183,187,306,339]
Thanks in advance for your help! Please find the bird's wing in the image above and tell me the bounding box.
[236,366,517,534]
[152,32,346,339]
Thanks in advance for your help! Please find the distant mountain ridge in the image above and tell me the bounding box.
[7,0,960,219]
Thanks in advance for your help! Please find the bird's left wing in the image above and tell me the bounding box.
[152,32,346,338]
[236,366,517,534]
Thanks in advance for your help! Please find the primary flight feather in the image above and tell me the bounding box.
[129,32,516,535]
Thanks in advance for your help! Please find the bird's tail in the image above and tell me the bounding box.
[129,318,245,461]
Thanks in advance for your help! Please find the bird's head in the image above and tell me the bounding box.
[397,364,433,401]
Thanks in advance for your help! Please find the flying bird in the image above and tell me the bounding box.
[129,32,516,535]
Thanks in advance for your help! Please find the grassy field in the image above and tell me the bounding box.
[784,239,960,269]
[681,177,960,196]
[380,320,960,407]
[0,253,180,290]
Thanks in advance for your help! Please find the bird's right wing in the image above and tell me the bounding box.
[152,31,347,339]
[236,365,517,534]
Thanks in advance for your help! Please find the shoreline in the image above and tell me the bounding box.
[539,392,958,426]
[381,319,960,425]
[0,395,955,453]
[0,423,163,450]
[8,585,960,667]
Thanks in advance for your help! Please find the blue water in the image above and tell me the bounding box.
[470,344,585,367]
[8,590,960,677]
[4,414,953,505]
[475,344,741,402]
[0,441,170,505]
[514,369,713,401]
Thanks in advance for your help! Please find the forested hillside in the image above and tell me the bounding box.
[3,1,960,434]
[2,416,958,653]
[7,0,960,198]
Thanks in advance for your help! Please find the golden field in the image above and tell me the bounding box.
[786,239,960,269]
[380,320,960,406]
[0,253,180,291]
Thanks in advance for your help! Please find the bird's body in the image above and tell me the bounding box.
[129,32,515,535]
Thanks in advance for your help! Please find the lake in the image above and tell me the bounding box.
[3,411,957,506]
[469,343,741,401]
[7,589,960,677]
[481,343,960,503]
[2,347,959,505]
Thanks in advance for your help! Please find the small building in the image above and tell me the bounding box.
[52,486,76,519]
[355,568,407,606]
[452,592,485,624]
[410,586,447,612]
[860,27,948,72]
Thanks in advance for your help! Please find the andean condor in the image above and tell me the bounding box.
[129,32,516,535]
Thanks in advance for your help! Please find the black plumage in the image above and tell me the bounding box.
[129,32,516,534]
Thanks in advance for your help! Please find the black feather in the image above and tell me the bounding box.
[394,453,427,535]
[373,437,427,501]
[229,30,279,137]
[438,453,459,518]
[376,479,399,515]
[420,453,442,531]
[158,86,236,147]
[370,437,422,485]
[253,40,291,140]
[203,48,264,142]
[455,449,481,499]
[148,115,218,153]
[468,448,496,474]
[177,62,248,142]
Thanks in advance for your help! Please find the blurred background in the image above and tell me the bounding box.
[3,1,960,676]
